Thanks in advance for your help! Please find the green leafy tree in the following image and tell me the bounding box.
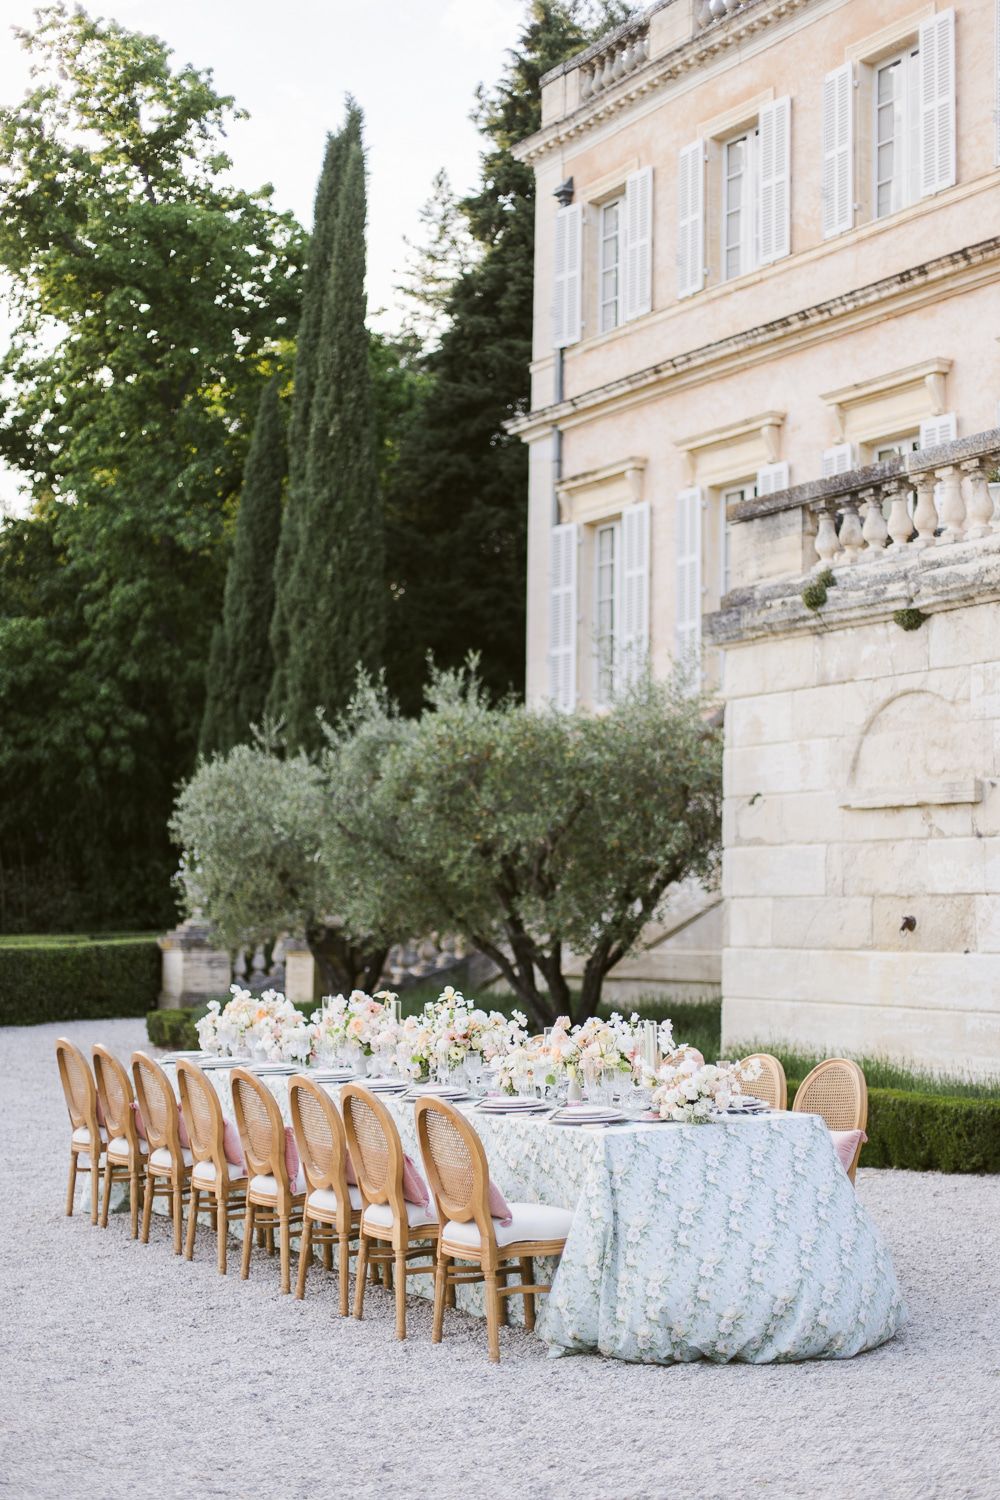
[269,102,383,749]
[384,2,626,713]
[170,742,387,993]
[0,4,303,928]
[199,376,288,756]
[322,667,723,1025]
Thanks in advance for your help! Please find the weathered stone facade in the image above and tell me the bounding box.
[710,430,1000,1073]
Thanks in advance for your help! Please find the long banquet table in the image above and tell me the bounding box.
[159,1063,906,1364]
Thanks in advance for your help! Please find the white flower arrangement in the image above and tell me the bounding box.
[312,989,391,1059]
[196,984,318,1063]
[651,1056,761,1124]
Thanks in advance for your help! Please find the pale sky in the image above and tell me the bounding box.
[0,0,529,509]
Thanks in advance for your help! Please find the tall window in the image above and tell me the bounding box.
[594,522,618,705]
[875,47,920,218]
[719,484,755,596]
[723,131,758,280]
[599,198,623,332]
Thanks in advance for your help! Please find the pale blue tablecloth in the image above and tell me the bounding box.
[161,1065,906,1364]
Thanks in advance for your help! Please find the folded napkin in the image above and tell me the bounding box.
[131,1100,147,1140]
[487,1180,512,1226]
[830,1128,867,1173]
[401,1153,432,1208]
[222,1119,245,1170]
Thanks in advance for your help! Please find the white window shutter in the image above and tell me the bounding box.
[919,9,956,196]
[623,167,653,322]
[821,443,855,477]
[675,488,702,679]
[619,501,651,687]
[677,141,705,299]
[548,522,578,710]
[552,204,582,348]
[756,462,790,495]
[822,64,854,237]
[758,97,791,264]
[919,412,957,448]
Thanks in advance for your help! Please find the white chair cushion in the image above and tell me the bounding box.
[442,1202,573,1251]
[150,1145,193,1171]
[308,1184,363,1216]
[107,1135,148,1159]
[192,1158,247,1186]
[249,1170,306,1199]
[363,1197,437,1233]
[72,1125,107,1146]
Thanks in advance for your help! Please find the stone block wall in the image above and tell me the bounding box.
[717,587,1000,1075]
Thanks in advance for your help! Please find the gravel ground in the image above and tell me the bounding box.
[2,1018,998,1500]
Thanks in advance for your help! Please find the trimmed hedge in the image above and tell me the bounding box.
[787,1080,1000,1174]
[0,936,160,1026]
[861,1088,1000,1174]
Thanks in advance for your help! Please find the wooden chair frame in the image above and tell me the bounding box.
[56,1038,103,1225]
[132,1051,193,1254]
[341,1083,438,1340]
[793,1057,869,1183]
[93,1044,146,1238]
[416,1096,568,1364]
[739,1053,788,1112]
[231,1067,304,1294]
[176,1060,248,1275]
[289,1075,362,1314]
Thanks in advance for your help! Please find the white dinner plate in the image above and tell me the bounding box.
[407,1092,470,1104]
[363,1079,409,1092]
[478,1098,547,1111]
[310,1069,357,1082]
[199,1057,243,1070]
[249,1063,297,1076]
[550,1107,625,1126]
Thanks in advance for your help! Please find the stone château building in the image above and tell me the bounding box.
[512,0,1000,1071]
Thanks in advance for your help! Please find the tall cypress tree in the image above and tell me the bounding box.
[267,115,353,720]
[271,103,382,749]
[199,375,287,755]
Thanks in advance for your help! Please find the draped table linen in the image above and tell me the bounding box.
[162,1064,906,1365]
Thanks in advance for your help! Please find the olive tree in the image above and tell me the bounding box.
[322,667,722,1025]
[170,741,386,994]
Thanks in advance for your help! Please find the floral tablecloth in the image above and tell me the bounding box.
[162,1065,906,1365]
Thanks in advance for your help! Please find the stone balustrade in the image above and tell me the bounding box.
[694,0,764,29]
[576,19,650,103]
[727,428,1000,590]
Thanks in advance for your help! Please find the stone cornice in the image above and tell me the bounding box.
[515,0,813,167]
[706,534,1000,647]
[509,235,1000,440]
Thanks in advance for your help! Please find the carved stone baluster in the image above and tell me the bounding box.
[634,32,648,65]
[961,459,995,539]
[601,53,615,89]
[579,68,592,102]
[591,60,604,94]
[838,498,865,564]
[911,473,939,548]
[935,465,965,543]
[884,477,914,552]
[612,45,625,81]
[233,946,248,984]
[860,486,888,557]
[248,943,268,990]
[813,503,839,569]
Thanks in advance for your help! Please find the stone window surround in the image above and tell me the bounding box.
[820,357,952,447]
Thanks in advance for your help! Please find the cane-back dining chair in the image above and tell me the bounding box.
[176,1060,248,1275]
[739,1053,788,1112]
[55,1038,104,1225]
[416,1096,573,1363]
[131,1051,192,1253]
[792,1058,868,1183]
[231,1067,304,1294]
[289,1075,362,1313]
[93,1044,146,1237]
[342,1083,438,1340]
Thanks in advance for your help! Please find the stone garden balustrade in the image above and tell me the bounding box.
[725,427,1000,592]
